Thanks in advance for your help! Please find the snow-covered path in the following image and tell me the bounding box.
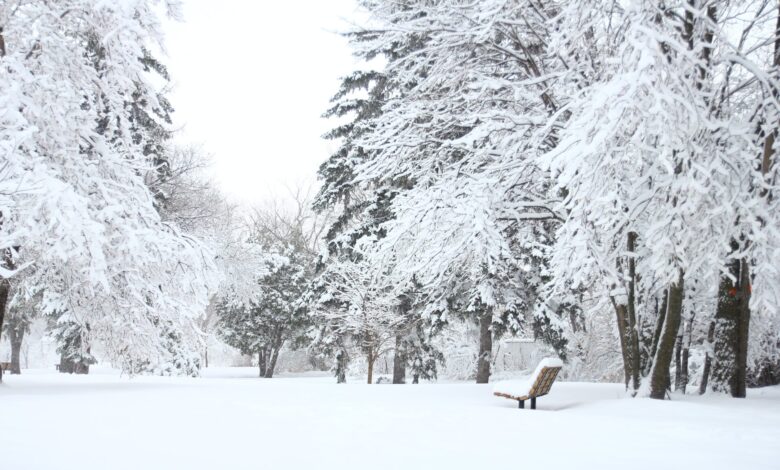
[1,369,778,470]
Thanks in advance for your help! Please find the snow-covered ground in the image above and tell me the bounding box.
[1,369,778,470]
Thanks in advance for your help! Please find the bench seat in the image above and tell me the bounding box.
[493,357,563,409]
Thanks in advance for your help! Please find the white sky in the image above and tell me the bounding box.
[163,0,362,204]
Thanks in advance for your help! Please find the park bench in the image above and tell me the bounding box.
[492,357,563,409]
[0,362,12,373]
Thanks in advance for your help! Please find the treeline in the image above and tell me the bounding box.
[3,1,780,399]
[286,0,780,397]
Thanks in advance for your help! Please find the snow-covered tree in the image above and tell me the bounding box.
[0,0,218,378]
[543,0,780,397]
[218,190,325,378]
[322,0,780,397]
[324,0,565,383]
[218,249,311,378]
[309,257,408,384]
[2,280,38,375]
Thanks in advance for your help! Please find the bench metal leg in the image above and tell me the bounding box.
[531,397,536,410]
[518,400,524,409]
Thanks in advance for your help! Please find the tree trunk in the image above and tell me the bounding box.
[0,273,10,382]
[734,260,750,398]
[336,348,348,384]
[625,232,641,392]
[649,273,684,399]
[59,353,72,374]
[611,233,642,392]
[476,311,492,384]
[9,324,24,375]
[366,346,377,385]
[680,343,690,395]
[674,328,683,391]
[264,341,283,379]
[258,351,266,378]
[712,247,750,397]
[648,290,669,374]
[699,321,715,394]
[59,350,91,375]
[0,38,6,382]
[611,299,631,388]
[677,314,693,394]
[762,2,780,188]
[392,334,406,384]
[74,352,90,375]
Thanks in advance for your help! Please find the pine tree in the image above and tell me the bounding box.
[333,0,565,383]
[51,313,96,375]
[311,20,432,383]
[218,248,311,379]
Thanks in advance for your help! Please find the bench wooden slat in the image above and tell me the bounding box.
[492,358,563,409]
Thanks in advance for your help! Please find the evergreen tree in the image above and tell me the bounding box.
[218,194,320,379]
[218,247,311,378]
[51,313,96,375]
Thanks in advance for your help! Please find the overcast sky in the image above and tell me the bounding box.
[164,0,363,204]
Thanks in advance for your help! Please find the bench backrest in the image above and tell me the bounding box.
[528,363,562,398]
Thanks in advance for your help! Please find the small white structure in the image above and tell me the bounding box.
[495,337,557,374]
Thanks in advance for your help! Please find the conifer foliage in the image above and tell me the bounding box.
[313,0,780,394]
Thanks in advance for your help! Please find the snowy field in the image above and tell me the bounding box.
[1,369,779,470]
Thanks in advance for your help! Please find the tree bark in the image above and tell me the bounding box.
[264,340,283,379]
[9,323,24,375]
[59,353,73,374]
[476,311,492,384]
[677,314,693,394]
[612,233,643,392]
[712,247,750,397]
[649,273,684,399]
[75,352,90,375]
[699,321,715,394]
[625,232,641,392]
[647,290,669,377]
[258,351,266,378]
[611,299,631,388]
[59,349,91,375]
[0,257,12,382]
[336,348,348,384]
[762,2,780,186]
[734,260,751,398]
[392,334,406,384]
[680,342,690,395]
[674,328,683,391]
[366,347,375,384]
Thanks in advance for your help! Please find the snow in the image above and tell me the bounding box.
[492,357,564,398]
[532,356,564,370]
[2,369,779,470]
[492,377,533,398]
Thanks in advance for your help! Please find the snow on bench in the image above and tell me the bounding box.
[492,357,563,410]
